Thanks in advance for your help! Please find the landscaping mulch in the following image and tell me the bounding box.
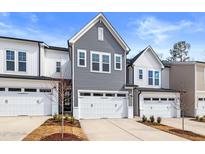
[41,133,82,141]
[190,118,205,123]
[23,118,87,141]
[139,121,205,141]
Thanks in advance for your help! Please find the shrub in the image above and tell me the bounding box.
[196,116,200,121]
[150,115,155,123]
[142,115,147,122]
[199,117,204,122]
[53,114,63,122]
[157,117,162,124]
[65,114,75,124]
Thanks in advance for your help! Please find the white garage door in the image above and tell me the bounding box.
[79,91,128,119]
[0,88,53,116]
[141,97,179,118]
[196,98,205,116]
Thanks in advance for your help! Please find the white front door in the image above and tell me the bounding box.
[78,91,128,119]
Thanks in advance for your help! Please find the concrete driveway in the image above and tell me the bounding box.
[0,116,50,141]
[80,119,188,141]
[161,118,205,136]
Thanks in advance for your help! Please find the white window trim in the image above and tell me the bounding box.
[114,54,122,71]
[90,51,111,74]
[18,51,27,72]
[98,27,104,41]
[147,69,161,87]
[77,49,87,67]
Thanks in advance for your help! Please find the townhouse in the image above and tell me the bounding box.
[127,46,181,118]
[1,13,203,119]
[163,61,205,117]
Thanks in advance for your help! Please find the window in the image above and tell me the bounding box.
[139,69,143,79]
[148,70,153,85]
[161,98,167,101]
[56,62,61,72]
[117,93,126,97]
[24,88,37,92]
[0,88,5,91]
[168,98,175,101]
[40,89,51,93]
[102,55,110,72]
[6,50,15,71]
[154,71,160,86]
[114,54,122,70]
[93,93,103,97]
[91,51,111,73]
[18,52,26,72]
[98,27,104,41]
[105,93,115,97]
[80,93,91,96]
[8,88,21,92]
[91,53,100,71]
[144,98,151,101]
[77,49,86,67]
[198,98,203,101]
[152,98,159,101]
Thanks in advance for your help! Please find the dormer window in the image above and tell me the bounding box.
[98,27,104,41]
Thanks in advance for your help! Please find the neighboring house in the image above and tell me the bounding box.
[0,36,71,116]
[165,61,205,117]
[127,46,181,118]
[69,13,131,119]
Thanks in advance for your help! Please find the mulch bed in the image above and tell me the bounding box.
[139,121,205,141]
[23,118,87,141]
[190,119,205,123]
[41,133,82,141]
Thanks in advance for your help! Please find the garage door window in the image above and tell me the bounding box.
[0,88,5,91]
[80,93,91,96]
[105,93,115,97]
[117,94,126,97]
[161,98,167,101]
[93,93,103,97]
[144,98,151,101]
[152,98,159,101]
[198,98,203,101]
[40,89,51,93]
[25,88,37,92]
[168,98,175,101]
[8,88,21,92]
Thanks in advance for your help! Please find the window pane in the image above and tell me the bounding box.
[19,62,26,72]
[92,62,100,71]
[117,93,126,97]
[93,93,103,96]
[154,71,159,85]
[0,88,5,91]
[148,78,153,85]
[116,63,121,69]
[139,69,143,79]
[79,52,85,59]
[80,93,91,96]
[92,53,99,62]
[161,98,167,101]
[105,93,115,97]
[40,89,51,93]
[116,56,121,63]
[6,50,14,60]
[18,52,26,61]
[148,71,153,85]
[144,98,151,101]
[25,88,37,92]
[148,71,153,77]
[103,55,109,63]
[168,98,175,101]
[103,63,109,72]
[152,98,159,101]
[8,88,21,92]
[79,59,85,66]
[7,61,15,71]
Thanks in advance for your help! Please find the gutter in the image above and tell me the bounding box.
[38,42,41,77]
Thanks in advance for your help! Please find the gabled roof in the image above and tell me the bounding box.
[69,13,130,53]
[129,45,164,68]
[0,36,43,43]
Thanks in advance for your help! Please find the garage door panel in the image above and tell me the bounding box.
[0,92,52,116]
[79,92,128,119]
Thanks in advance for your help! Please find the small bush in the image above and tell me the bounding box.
[150,115,155,123]
[53,114,63,122]
[157,117,162,124]
[196,116,200,121]
[199,117,204,122]
[65,114,75,124]
[142,115,147,122]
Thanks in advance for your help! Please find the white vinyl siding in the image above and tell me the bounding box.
[90,51,111,73]
[114,54,122,70]
[98,27,104,41]
[77,49,86,67]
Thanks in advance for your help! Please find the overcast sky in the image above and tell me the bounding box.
[0,12,205,60]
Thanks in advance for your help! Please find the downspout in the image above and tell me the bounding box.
[138,90,142,117]
[38,42,41,77]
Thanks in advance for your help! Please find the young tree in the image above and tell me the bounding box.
[167,41,191,62]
